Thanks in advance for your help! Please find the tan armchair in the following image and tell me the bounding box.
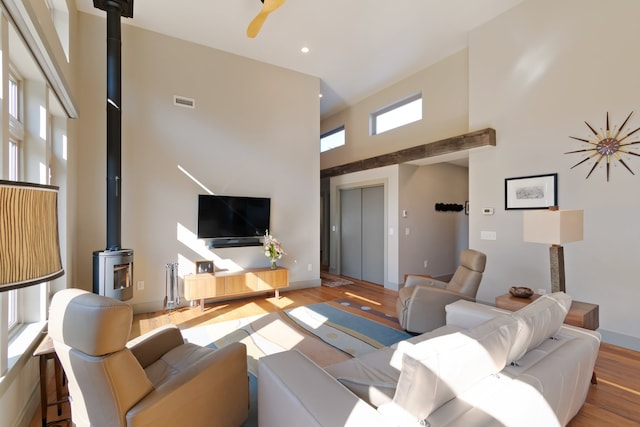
[48,288,249,427]
[396,249,487,333]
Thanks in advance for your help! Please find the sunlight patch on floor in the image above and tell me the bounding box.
[344,292,381,306]
[598,378,640,396]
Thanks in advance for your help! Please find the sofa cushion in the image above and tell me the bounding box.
[393,324,464,351]
[324,348,400,407]
[388,315,518,423]
[508,292,572,362]
[467,314,521,368]
[326,325,463,408]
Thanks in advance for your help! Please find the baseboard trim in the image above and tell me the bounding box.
[598,329,640,352]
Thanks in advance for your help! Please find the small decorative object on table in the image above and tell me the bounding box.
[509,286,534,298]
[264,230,285,269]
[195,260,214,274]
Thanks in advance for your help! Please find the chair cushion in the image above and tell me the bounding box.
[389,315,518,423]
[446,269,482,295]
[460,249,486,272]
[49,288,133,356]
[145,342,215,388]
[447,250,486,296]
[508,292,572,362]
[403,275,446,289]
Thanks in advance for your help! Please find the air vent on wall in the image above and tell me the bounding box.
[174,95,195,108]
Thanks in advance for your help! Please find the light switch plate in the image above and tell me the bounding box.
[480,231,497,240]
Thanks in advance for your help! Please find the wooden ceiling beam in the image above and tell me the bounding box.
[320,128,496,179]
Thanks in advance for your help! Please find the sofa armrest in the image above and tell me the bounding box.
[445,299,510,330]
[258,350,393,427]
[127,325,185,369]
[126,342,249,427]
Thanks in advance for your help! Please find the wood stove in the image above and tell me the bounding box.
[93,250,133,300]
[92,0,135,301]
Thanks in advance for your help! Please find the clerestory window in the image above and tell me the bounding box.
[321,125,345,152]
[370,93,422,135]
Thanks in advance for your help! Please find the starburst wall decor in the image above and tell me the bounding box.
[565,112,640,181]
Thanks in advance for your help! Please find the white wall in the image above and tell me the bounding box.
[399,163,469,280]
[468,0,640,348]
[75,13,321,313]
[321,49,469,170]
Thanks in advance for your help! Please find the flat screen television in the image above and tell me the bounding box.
[197,195,270,245]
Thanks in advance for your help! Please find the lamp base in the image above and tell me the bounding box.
[549,245,566,293]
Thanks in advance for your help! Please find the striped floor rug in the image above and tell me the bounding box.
[181,300,409,373]
[181,301,409,427]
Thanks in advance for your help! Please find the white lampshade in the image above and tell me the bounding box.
[523,209,583,245]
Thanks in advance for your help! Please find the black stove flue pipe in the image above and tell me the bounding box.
[94,0,134,251]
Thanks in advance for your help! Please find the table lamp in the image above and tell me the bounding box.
[523,207,583,293]
[0,180,64,292]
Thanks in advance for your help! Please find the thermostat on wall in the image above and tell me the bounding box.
[482,207,494,215]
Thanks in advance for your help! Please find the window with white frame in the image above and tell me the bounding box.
[8,75,18,118]
[6,71,21,332]
[7,141,18,330]
[1,0,70,387]
[8,71,24,141]
[370,93,422,135]
[320,125,345,152]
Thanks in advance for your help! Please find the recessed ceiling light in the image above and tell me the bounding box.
[319,93,323,98]
[301,46,310,54]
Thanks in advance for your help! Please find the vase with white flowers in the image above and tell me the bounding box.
[263,230,285,269]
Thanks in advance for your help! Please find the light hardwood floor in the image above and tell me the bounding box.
[32,279,640,426]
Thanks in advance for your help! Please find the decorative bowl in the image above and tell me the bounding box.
[509,286,534,298]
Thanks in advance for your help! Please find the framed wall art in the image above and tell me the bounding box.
[505,173,557,210]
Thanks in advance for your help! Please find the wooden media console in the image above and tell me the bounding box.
[184,267,289,311]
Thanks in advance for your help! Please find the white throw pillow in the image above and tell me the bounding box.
[509,292,572,362]
[390,315,518,422]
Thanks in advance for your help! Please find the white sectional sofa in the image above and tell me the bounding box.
[258,292,600,427]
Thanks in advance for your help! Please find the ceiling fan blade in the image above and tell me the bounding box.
[246,11,269,38]
[247,0,287,38]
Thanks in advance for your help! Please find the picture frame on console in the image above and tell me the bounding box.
[505,173,557,210]
[195,260,214,274]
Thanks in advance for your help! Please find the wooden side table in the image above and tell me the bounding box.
[495,293,599,330]
[33,334,70,427]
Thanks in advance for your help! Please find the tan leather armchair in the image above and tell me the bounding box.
[396,249,487,333]
[48,288,249,427]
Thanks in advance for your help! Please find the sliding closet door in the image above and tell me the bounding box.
[340,185,384,285]
[361,186,384,284]
[340,188,362,279]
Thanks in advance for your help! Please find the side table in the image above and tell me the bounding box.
[495,293,599,384]
[33,334,70,427]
